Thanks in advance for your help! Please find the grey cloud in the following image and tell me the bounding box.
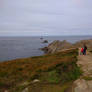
[0,0,92,36]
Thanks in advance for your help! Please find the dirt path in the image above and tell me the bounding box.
[73,48,92,92]
[78,49,92,77]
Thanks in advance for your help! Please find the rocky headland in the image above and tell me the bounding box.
[41,39,92,53]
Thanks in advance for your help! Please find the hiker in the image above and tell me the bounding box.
[83,45,87,55]
[80,47,84,55]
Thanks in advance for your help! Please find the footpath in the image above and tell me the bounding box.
[73,48,92,92]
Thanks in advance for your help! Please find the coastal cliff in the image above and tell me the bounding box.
[41,39,92,53]
[0,48,81,92]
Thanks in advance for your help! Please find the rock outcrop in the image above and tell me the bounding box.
[42,40,48,43]
[42,40,73,53]
[41,39,92,54]
[74,39,92,48]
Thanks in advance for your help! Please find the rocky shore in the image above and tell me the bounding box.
[41,39,92,53]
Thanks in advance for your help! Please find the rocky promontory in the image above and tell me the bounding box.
[41,40,73,53]
[42,39,92,53]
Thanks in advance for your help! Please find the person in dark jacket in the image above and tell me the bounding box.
[83,45,87,55]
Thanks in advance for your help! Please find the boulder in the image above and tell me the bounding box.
[42,40,48,43]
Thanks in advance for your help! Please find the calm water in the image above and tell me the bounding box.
[0,36,92,62]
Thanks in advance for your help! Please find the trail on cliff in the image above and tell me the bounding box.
[78,49,92,77]
[73,48,92,92]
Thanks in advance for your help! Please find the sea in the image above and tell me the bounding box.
[0,36,92,62]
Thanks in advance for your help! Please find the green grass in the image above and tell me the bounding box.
[83,76,92,80]
[47,70,60,83]
[59,83,71,92]
[0,48,81,92]
[27,82,72,92]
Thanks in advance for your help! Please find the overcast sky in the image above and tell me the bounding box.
[0,0,92,36]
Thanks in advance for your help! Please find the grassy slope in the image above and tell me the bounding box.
[0,48,81,92]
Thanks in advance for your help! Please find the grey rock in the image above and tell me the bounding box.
[32,79,40,83]
[42,40,48,43]
[42,40,73,53]
[41,39,92,54]
[22,88,28,92]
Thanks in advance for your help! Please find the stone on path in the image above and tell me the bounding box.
[32,79,40,83]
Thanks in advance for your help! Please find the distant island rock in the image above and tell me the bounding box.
[42,40,48,43]
[40,37,43,40]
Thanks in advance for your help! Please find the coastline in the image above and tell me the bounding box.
[0,39,92,91]
[0,38,92,62]
[0,48,81,92]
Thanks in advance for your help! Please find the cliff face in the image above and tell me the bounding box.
[42,39,92,54]
[43,40,73,53]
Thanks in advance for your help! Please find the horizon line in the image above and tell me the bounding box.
[0,35,92,37]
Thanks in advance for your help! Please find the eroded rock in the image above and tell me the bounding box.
[42,40,73,53]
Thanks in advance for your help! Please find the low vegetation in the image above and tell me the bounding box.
[0,48,82,92]
[83,76,92,81]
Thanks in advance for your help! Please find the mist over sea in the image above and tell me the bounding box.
[0,36,92,62]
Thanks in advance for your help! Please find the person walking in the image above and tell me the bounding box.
[83,45,87,55]
[80,47,84,55]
